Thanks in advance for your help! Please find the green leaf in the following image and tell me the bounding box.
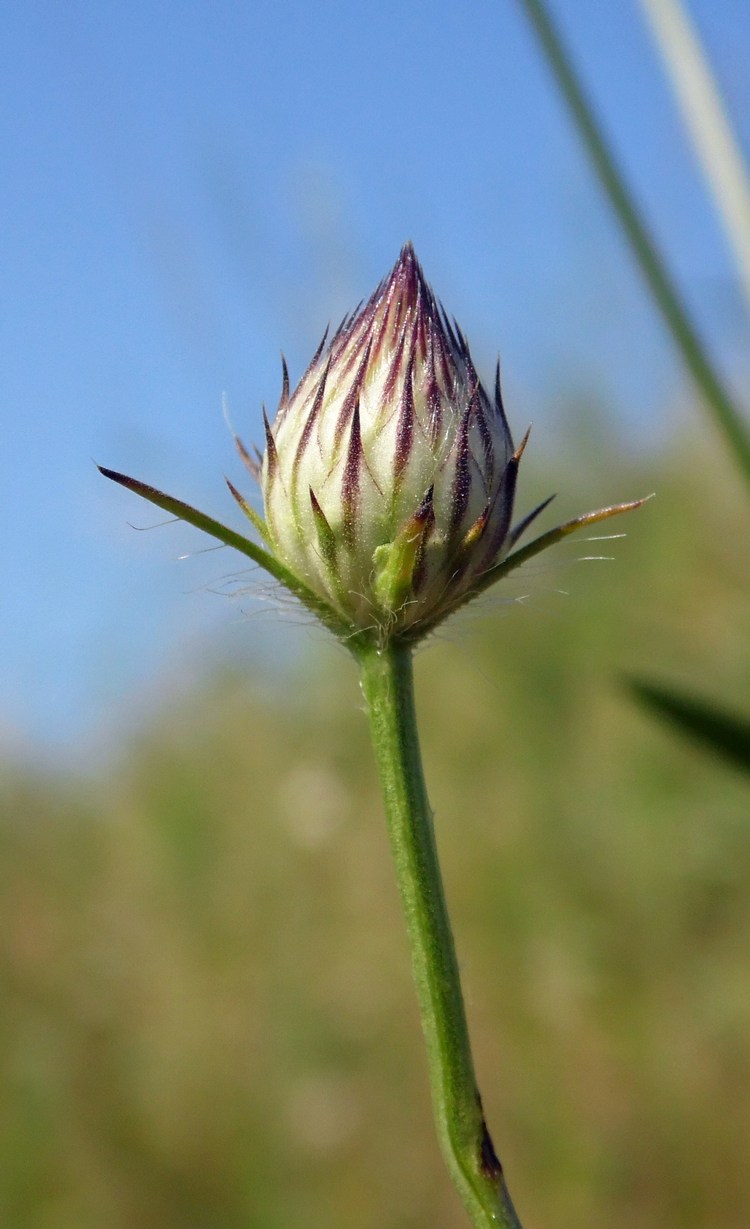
[629,678,750,775]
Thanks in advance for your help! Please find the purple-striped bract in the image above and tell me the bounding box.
[262,244,528,636]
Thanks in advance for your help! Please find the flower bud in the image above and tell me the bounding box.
[99,243,644,644]
[262,243,526,637]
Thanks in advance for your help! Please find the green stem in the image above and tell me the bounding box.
[354,639,522,1229]
[517,0,750,489]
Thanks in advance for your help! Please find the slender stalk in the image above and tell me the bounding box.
[638,0,750,314]
[516,0,750,489]
[354,639,522,1229]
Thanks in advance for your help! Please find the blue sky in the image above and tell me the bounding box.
[2,0,749,758]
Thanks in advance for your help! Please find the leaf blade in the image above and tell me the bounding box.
[629,677,750,775]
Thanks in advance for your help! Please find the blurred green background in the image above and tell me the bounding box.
[3,1,750,1225]
[2,437,749,1229]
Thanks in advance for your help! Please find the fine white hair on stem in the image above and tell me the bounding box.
[127,516,181,531]
[176,543,228,560]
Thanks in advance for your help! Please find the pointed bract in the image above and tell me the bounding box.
[261,243,522,635]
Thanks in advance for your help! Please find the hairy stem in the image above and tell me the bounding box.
[355,640,522,1229]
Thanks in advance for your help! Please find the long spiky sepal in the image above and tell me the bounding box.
[415,494,649,639]
[97,465,352,640]
[417,495,652,636]
[492,495,653,584]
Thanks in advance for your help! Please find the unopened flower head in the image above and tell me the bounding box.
[100,244,644,644]
[262,243,528,637]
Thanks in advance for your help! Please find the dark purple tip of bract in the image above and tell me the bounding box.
[304,244,464,408]
[393,240,421,282]
[388,242,435,314]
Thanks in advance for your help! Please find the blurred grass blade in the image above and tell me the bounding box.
[630,678,750,774]
[639,0,750,315]
[516,0,750,490]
